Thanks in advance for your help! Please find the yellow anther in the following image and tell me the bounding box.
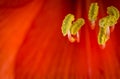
[88,2,99,22]
[99,16,117,28]
[107,6,119,20]
[70,18,85,35]
[98,27,110,46]
[61,14,74,36]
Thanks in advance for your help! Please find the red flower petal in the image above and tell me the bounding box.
[0,0,120,79]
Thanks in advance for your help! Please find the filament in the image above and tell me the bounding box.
[67,30,75,43]
[76,32,80,42]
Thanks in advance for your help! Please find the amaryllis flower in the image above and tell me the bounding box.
[0,0,120,79]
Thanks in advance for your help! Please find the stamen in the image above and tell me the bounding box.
[61,14,84,43]
[98,13,119,47]
[98,6,119,47]
[88,2,99,29]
